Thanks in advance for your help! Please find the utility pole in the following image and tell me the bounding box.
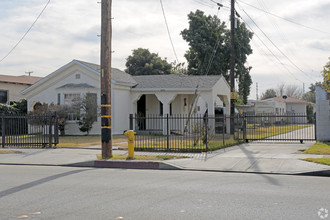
[230,0,235,134]
[256,82,259,100]
[100,0,112,159]
[303,83,305,94]
[25,71,33,76]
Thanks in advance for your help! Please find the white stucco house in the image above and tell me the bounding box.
[21,60,231,135]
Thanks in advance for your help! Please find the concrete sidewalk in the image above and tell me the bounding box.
[0,142,329,176]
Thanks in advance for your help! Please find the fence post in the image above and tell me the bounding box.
[1,116,5,148]
[166,114,169,150]
[243,115,247,142]
[222,115,225,145]
[314,112,317,141]
[129,114,133,130]
[205,115,208,152]
[49,113,53,148]
[54,112,59,145]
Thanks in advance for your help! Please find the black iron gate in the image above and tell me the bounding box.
[1,114,59,148]
[239,113,316,142]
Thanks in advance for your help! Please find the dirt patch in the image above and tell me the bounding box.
[0,149,24,154]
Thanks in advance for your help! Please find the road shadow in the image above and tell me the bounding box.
[0,169,90,199]
[238,144,281,186]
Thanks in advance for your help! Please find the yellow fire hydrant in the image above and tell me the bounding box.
[124,130,136,159]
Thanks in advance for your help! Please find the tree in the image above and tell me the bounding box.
[56,105,72,136]
[276,83,285,97]
[0,103,18,115]
[302,82,322,103]
[125,48,172,75]
[261,89,277,100]
[11,99,27,114]
[181,10,253,104]
[321,57,330,92]
[284,84,302,98]
[75,93,98,135]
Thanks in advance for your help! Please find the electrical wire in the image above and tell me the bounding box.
[159,0,179,64]
[237,0,330,35]
[0,0,51,64]
[238,14,303,83]
[254,0,316,78]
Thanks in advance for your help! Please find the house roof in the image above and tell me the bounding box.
[0,74,42,85]
[21,60,136,95]
[75,60,136,85]
[57,83,96,89]
[265,96,308,104]
[132,74,222,90]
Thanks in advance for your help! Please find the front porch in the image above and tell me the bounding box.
[131,90,231,135]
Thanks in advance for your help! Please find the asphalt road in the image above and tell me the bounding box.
[0,165,329,220]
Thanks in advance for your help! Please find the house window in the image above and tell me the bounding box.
[57,93,61,105]
[184,98,187,106]
[64,93,80,105]
[0,90,8,104]
[160,102,163,115]
[75,74,80,79]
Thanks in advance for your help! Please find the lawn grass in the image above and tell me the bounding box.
[302,158,330,166]
[303,142,330,155]
[0,149,24,154]
[134,134,244,152]
[96,154,189,160]
[57,135,126,148]
[246,125,310,140]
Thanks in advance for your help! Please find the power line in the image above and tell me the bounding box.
[237,0,330,35]
[159,0,179,64]
[237,13,303,83]
[0,0,51,64]
[238,6,316,82]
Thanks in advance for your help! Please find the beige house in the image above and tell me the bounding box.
[0,74,42,104]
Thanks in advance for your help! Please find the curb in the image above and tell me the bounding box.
[94,160,180,170]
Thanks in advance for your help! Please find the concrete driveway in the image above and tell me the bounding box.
[166,142,330,174]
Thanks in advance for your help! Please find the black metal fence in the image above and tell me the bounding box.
[240,113,316,142]
[1,114,59,148]
[129,114,242,152]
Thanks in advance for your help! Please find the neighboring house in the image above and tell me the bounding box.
[268,96,308,115]
[243,97,308,115]
[0,74,42,104]
[248,99,286,115]
[22,60,231,135]
[240,96,308,124]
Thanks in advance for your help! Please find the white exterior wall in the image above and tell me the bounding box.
[25,64,100,111]
[0,82,29,102]
[23,62,132,135]
[254,100,286,114]
[315,86,330,141]
[112,84,132,134]
[286,103,306,114]
[146,94,160,115]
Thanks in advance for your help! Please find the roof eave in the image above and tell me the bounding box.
[131,88,211,92]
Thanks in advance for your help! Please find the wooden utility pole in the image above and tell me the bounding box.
[100,0,112,159]
[230,0,236,134]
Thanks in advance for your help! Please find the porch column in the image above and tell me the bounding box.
[218,94,231,134]
[200,93,215,135]
[131,93,143,115]
[200,93,215,116]
[155,93,177,135]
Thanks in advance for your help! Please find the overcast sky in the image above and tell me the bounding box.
[0,0,329,99]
